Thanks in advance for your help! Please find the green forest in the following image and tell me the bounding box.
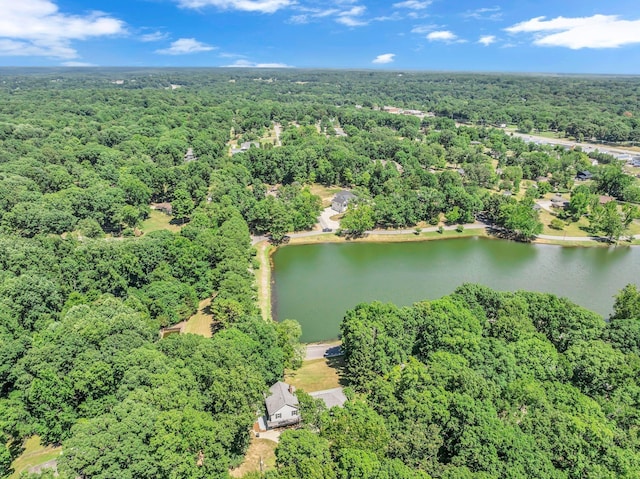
[0,69,640,478]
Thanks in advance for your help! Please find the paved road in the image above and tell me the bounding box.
[306,343,342,360]
[510,131,639,159]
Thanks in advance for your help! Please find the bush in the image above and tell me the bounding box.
[550,218,564,230]
[438,226,444,234]
[456,224,464,233]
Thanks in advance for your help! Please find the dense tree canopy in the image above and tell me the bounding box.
[1,69,639,479]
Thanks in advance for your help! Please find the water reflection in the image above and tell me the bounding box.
[273,239,640,342]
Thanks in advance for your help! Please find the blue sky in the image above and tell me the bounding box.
[1,0,640,73]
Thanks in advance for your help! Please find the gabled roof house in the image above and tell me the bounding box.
[265,382,300,429]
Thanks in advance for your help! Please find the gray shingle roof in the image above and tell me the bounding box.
[265,382,298,416]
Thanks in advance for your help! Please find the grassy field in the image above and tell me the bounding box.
[10,436,62,479]
[229,437,277,477]
[538,207,640,238]
[308,184,343,207]
[141,210,182,234]
[183,298,213,337]
[255,241,272,321]
[285,356,346,393]
[286,228,487,246]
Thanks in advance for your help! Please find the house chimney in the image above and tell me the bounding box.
[289,385,295,394]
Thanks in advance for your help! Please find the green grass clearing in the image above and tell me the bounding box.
[255,241,273,322]
[229,437,277,477]
[285,356,346,393]
[141,210,182,234]
[183,298,213,338]
[308,184,343,208]
[10,436,62,479]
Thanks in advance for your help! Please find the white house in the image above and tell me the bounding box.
[331,190,356,213]
[265,382,300,429]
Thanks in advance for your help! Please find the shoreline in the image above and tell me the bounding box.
[255,225,639,324]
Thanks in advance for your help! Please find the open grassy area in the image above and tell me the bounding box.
[183,298,213,338]
[10,436,62,479]
[141,210,182,234]
[308,184,343,207]
[285,356,346,393]
[255,241,272,321]
[538,207,640,238]
[286,227,487,246]
[538,208,591,236]
[229,437,277,477]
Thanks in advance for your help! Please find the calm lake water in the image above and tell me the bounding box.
[272,238,640,343]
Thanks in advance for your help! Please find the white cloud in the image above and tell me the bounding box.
[176,0,293,13]
[288,8,338,24]
[140,31,169,42]
[463,7,502,21]
[393,0,431,9]
[336,5,368,26]
[156,38,216,55]
[478,35,496,46]
[223,59,292,67]
[0,0,125,59]
[372,53,395,64]
[427,30,459,42]
[411,24,440,34]
[505,14,640,49]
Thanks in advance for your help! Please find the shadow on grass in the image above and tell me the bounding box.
[326,355,349,387]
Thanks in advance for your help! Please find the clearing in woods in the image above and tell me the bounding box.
[183,298,214,337]
[229,437,277,477]
[10,436,62,479]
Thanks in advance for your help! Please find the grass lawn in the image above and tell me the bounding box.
[229,437,277,477]
[286,228,486,246]
[255,241,272,321]
[308,184,343,207]
[285,356,346,393]
[538,208,591,236]
[183,298,213,338]
[141,210,182,234]
[539,208,640,238]
[10,436,62,479]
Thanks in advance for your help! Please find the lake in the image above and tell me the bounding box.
[271,238,640,343]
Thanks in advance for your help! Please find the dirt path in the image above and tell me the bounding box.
[255,241,272,321]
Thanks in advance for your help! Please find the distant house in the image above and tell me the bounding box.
[265,382,300,429]
[331,190,356,213]
[383,106,403,114]
[151,202,173,216]
[576,170,593,181]
[599,195,615,205]
[231,141,260,155]
[550,195,569,209]
[184,148,197,163]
